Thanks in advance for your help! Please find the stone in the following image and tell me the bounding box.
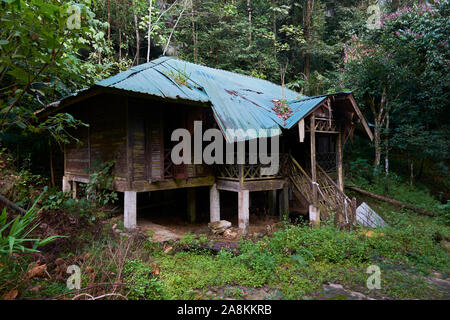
[356,202,387,228]
[223,229,238,239]
[208,220,232,234]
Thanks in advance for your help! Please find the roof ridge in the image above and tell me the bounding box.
[158,57,304,97]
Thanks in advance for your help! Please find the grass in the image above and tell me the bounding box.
[4,174,449,300]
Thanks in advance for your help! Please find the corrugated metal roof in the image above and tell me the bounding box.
[57,57,334,142]
[284,96,328,129]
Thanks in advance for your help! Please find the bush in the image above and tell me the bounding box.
[123,259,167,300]
[0,194,61,255]
[238,240,277,283]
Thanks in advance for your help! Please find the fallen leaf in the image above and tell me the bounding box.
[164,245,173,254]
[27,264,47,279]
[152,262,160,275]
[3,289,18,300]
[365,231,384,238]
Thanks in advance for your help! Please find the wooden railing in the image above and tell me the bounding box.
[216,162,282,181]
[282,154,356,228]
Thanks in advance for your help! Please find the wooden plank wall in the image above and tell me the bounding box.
[65,94,127,180]
[65,95,215,192]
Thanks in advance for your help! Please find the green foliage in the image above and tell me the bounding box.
[0,0,113,131]
[123,259,167,300]
[40,161,118,221]
[0,193,62,255]
[82,161,118,207]
[37,113,89,149]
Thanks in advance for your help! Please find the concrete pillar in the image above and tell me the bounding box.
[124,191,137,230]
[62,176,71,193]
[309,205,320,227]
[279,187,289,220]
[187,188,196,223]
[268,190,277,216]
[238,190,249,234]
[210,184,220,222]
[72,181,77,199]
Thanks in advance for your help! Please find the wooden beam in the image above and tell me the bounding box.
[128,175,215,192]
[187,188,196,223]
[126,97,134,190]
[310,113,317,205]
[298,119,305,142]
[268,190,277,216]
[216,178,288,192]
[279,187,289,220]
[348,94,374,141]
[337,130,344,192]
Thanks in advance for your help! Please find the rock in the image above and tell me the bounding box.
[208,220,232,234]
[223,229,238,239]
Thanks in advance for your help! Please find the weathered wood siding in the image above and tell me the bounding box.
[65,95,215,192]
[65,94,127,181]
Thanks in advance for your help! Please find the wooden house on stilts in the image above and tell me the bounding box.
[40,57,373,234]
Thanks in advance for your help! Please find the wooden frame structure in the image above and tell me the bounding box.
[44,79,372,234]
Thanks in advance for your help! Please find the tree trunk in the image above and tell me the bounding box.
[163,3,186,56]
[247,0,252,46]
[107,0,111,41]
[409,157,414,186]
[373,119,381,169]
[147,0,152,62]
[346,185,434,217]
[191,0,197,61]
[49,140,55,187]
[132,0,140,65]
[119,28,122,60]
[384,113,390,195]
[302,0,313,79]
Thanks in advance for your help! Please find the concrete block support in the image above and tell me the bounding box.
[210,184,220,222]
[62,176,71,193]
[124,191,137,230]
[238,190,249,234]
[187,188,196,223]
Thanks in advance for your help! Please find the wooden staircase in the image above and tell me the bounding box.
[281,154,356,228]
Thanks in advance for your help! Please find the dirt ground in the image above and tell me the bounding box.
[136,213,282,242]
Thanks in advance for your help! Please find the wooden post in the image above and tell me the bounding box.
[238,190,249,234]
[268,190,277,216]
[210,184,220,222]
[124,191,137,230]
[279,187,289,220]
[337,130,344,192]
[187,188,196,223]
[350,197,357,229]
[310,113,319,227]
[310,114,317,205]
[126,99,134,190]
[72,181,77,199]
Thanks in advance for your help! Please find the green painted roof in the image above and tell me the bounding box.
[56,57,342,141]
